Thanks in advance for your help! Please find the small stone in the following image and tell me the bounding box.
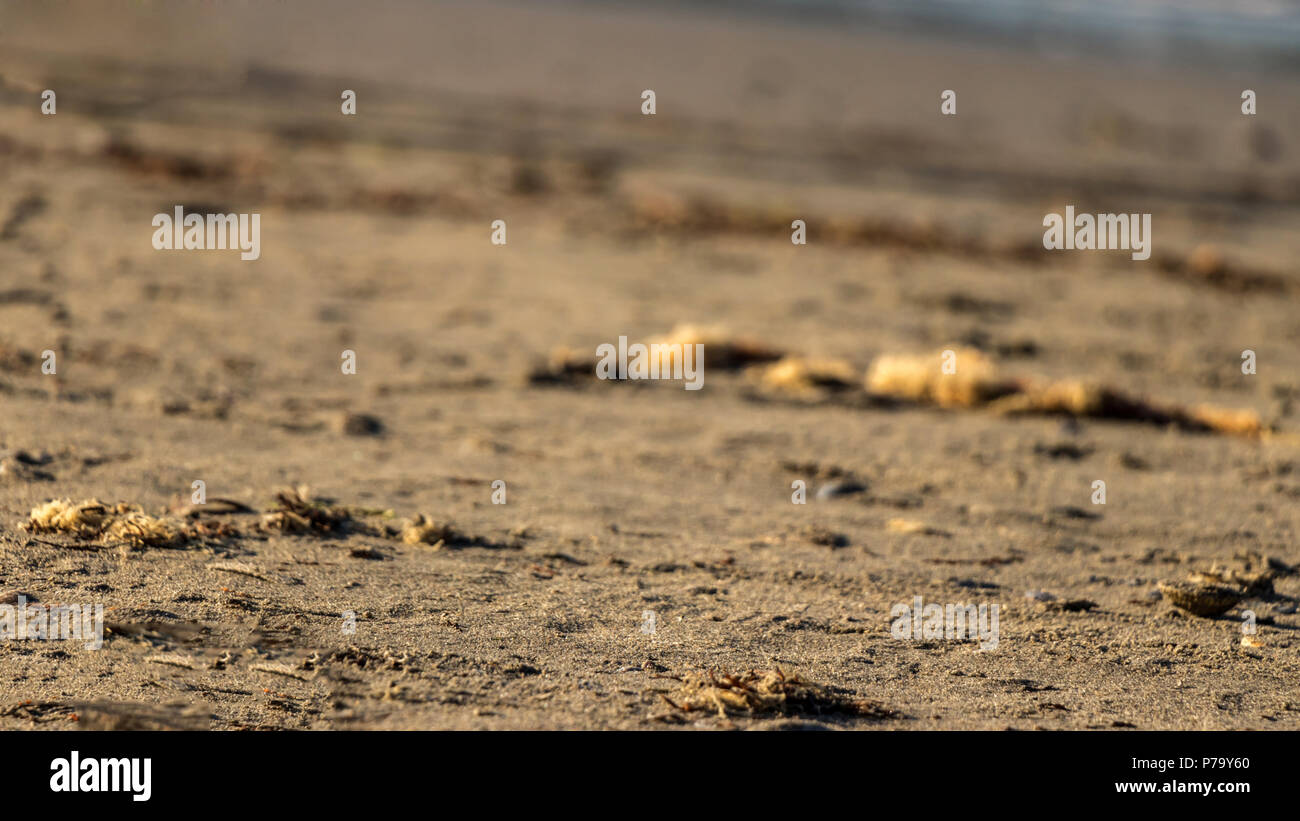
[815,480,867,500]
[801,525,848,548]
[1188,244,1226,278]
[0,450,55,482]
[886,518,949,536]
[1045,598,1097,613]
[335,412,384,436]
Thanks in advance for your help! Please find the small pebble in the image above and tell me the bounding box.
[816,480,867,500]
[335,412,384,436]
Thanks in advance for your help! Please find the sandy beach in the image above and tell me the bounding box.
[0,0,1298,730]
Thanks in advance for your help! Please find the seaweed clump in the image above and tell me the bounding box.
[260,487,385,537]
[658,668,896,720]
[25,499,186,548]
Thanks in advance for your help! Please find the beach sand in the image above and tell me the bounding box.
[0,0,1298,729]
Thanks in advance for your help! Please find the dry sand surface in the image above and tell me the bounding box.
[0,0,1298,730]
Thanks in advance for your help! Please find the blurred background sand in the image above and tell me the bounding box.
[0,0,1297,729]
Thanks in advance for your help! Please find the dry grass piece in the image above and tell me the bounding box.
[990,380,1154,419]
[527,346,597,385]
[260,487,373,536]
[652,323,782,370]
[988,381,1262,436]
[1185,404,1264,437]
[659,668,895,720]
[400,514,478,548]
[752,356,857,399]
[25,499,111,538]
[867,347,1019,408]
[528,325,780,385]
[105,513,185,548]
[868,348,1265,437]
[25,498,195,549]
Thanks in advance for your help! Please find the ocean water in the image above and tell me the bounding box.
[643,0,1300,65]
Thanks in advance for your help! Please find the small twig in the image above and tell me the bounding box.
[27,537,103,552]
[207,561,275,582]
[146,655,197,670]
[250,663,309,681]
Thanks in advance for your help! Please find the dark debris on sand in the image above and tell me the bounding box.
[655,668,898,721]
